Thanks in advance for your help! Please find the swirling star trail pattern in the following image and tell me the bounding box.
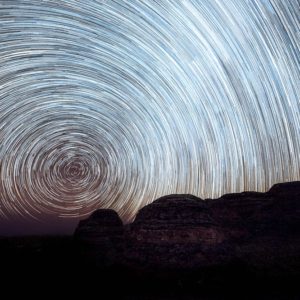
[0,0,299,225]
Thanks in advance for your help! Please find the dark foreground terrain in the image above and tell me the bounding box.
[1,181,299,299]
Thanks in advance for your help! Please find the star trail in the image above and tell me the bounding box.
[0,0,299,227]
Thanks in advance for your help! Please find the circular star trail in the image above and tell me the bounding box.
[0,0,299,223]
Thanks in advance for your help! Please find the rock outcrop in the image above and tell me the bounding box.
[74,209,123,242]
[74,181,300,274]
[74,209,123,266]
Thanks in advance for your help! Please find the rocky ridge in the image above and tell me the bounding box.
[74,181,300,273]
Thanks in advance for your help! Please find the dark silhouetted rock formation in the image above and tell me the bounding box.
[74,209,123,266]
[74,182,300,276]
[74,209,123,242]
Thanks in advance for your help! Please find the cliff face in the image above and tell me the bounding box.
[74,182,300,272]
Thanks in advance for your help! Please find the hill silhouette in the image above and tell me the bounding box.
[1,181,299,298]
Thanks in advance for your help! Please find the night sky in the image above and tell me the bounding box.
[0,0,299,235]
